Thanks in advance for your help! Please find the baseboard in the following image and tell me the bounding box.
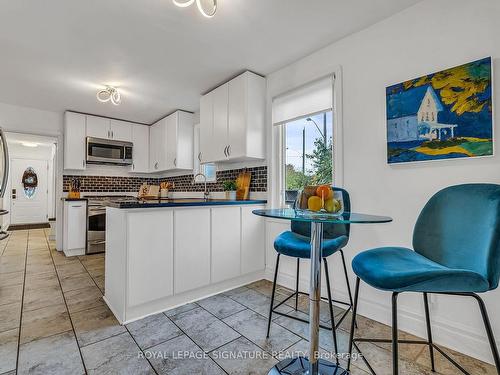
[8,223,50,230]
[264,267,497,365]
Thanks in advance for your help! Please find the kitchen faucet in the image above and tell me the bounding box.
[193,173,210,201]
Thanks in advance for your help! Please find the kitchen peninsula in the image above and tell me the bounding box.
[103,198,267,324]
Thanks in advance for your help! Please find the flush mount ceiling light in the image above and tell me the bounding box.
[173,0,217,18]
[96,86,121,105]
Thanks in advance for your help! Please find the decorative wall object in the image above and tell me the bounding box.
[386,57,493,164]
[22,167,38,198]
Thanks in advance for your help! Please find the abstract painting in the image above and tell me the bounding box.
[386,57,493,164]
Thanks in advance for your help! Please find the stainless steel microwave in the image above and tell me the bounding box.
[86,137,133,165]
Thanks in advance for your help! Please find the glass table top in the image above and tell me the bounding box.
[252,208,392,224]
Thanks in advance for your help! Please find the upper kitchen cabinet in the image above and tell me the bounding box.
[200,71,266,163]
[64,111,86,170]
[110,120,133,142]
[86,116,132,142]
[150,110,194,172]
[131,124,150,173]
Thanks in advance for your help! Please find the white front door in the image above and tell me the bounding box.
[11,159,48,224]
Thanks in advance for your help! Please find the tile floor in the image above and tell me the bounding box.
[0,229,496,374]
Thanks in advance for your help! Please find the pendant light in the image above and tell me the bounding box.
[173,0,217,18]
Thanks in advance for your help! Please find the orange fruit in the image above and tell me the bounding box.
[308,196,323,211]
[316,185,333,200]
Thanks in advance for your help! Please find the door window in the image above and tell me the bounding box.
[22,167,38,199]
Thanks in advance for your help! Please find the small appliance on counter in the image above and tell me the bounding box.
[159,181,174,198]
[236,170,251,200]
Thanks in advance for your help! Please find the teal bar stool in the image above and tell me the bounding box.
[267,187,356,347]
[347,184,500,375]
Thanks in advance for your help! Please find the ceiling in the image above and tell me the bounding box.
[0,0,421,124]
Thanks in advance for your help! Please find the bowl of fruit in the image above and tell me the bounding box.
[295,185,344,216]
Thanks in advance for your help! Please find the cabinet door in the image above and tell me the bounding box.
[211,206,241,283]
[149,122,158,171]
[174,209,211,293]
[241,205,265,274]
[228,74,247,160]
[165,113,177,170]
[64,112,86,170]
[176,111,194,170]
[131,124,149,173]
[212,83,229,162]
[86,115,110,139]
[156,118,168,171]
[127,210,174,307]
[200,92,214,163]
[110,120,132,142]
[65,202,87,250]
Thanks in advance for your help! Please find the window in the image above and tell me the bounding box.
[283,111,333,206]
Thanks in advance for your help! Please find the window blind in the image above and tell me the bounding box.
[272,75,333,125]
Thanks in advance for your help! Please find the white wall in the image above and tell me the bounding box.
[266,0,500,364]
[0,103,64,249]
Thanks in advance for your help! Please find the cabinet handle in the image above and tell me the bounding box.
[155,162,159,169]
[83,160,85,168]
[223,146,228,157]
[111,131,114,138]
[72,205,83,208]
[227,145,231,157]
[132,163,135,170]
[107,130,110,138]
[198,152,202,162]
[174,158,177,167]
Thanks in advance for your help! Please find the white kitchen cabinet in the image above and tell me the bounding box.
[64,111,87,170]
[62,200,87,256]
[150,111,194,172]
[131,124,149,173]
[110,119,132,142]
[241,205,266,274]
[86,115,110,139]
[126,209,174,308]
[174,208,211,294]
[211,206,241,283]
[200,71,266,163]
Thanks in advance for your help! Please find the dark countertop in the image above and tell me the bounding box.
[104,198,267,209]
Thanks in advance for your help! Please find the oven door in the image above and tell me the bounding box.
[87,205,106,254]
[86,137,133,165]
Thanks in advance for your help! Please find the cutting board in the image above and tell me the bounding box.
[236,171,251,200]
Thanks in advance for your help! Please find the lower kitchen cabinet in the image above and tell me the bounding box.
[211,206,241,283]
[241,205,266,274]
[126,210,174,308]
[174,208,211,294]
[62,200,87,256]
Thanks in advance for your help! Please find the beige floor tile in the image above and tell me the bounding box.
[0,328,18,374]
[25,263,54,275]
[0,302,21,333]
[20,303,72,344]
[71,304,126,347]
[93,275,105,291]
[0,270,24,287]
[59,272,95,292]
[23,285,65,312]
[55,262,86,277]
[65,285,105,314]
[0,284,23,306]
[24,271,59,291]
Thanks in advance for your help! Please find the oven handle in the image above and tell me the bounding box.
[88,240,106,245]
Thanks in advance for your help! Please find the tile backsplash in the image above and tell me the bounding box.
[63,166,267,193]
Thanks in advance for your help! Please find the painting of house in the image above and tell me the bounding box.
[386,57,493,164]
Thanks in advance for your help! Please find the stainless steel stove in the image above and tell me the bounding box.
[86,195,137,254]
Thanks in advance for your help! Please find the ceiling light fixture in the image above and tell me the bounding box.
[96,86,121,105]
[173,0,217,18]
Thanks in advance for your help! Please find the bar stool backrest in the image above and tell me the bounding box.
[412,183,500,290]
[291,187,351,240]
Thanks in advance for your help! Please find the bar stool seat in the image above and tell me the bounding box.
[352,247,490,293]
[274,231,348,259]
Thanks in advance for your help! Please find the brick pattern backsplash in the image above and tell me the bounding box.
[63,166,267,193]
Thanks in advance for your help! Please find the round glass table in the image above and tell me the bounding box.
[253,209,392,375]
